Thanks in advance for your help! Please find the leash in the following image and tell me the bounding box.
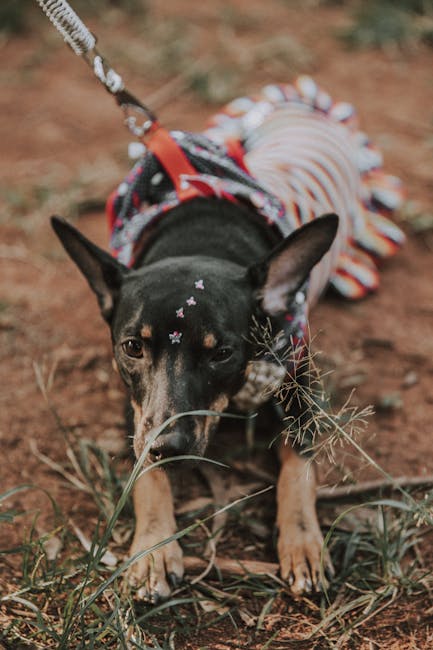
[35,0,199,202]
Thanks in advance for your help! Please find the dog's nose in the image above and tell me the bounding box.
[149,431,189,461]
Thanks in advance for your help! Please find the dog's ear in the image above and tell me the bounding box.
[248,214,339,315]
[51,216,129,322]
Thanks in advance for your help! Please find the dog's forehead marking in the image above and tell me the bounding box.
[141,324,152,339]
[203,333,217,349]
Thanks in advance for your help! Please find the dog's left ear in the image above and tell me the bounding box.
[51,216,129,323]
[248,214,339,315]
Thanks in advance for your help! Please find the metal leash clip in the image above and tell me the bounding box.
[115,90,158,138]
[122,105,155,138]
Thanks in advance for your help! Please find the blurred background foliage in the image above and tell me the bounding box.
[2,0,433,49]
[0,0,148,36]
[341,0,433,48]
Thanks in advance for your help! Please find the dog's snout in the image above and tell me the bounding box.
[149,431,189,461]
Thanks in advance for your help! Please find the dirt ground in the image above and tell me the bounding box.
[1,1,433,647]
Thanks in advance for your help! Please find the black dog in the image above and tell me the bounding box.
[52,199,337,599]
[51,76,405,601]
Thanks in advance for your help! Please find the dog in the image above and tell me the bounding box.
[51,77,404,601]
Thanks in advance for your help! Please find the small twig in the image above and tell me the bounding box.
[200,462,433,509]
[184,555,279,578]
[234,460,433,501]
[317,475,433,501]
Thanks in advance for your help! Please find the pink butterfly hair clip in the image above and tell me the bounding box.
[169,331,182,344]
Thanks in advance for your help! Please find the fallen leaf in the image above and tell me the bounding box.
[42,534,62,561]
[199,598,230,615]
[402,370,418,388]
[238,608,257,627]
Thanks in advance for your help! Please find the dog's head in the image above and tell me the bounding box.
[52,212,337,461]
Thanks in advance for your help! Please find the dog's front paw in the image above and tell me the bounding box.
[127,532,184,602]
[278,525,333,595]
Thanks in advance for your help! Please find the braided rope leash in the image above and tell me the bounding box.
[35,0,201,206]
[35,0,158,137]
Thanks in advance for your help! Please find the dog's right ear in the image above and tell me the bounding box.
[51,216,129,322]
[248,214,339,315]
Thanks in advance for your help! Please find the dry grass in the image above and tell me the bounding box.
[2,2,433,647]
[2,333,433,649]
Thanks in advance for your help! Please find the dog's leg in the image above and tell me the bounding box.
[277,442,331,594]
[127,466,184,602]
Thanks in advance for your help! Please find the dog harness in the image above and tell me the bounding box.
[106,76,405,409]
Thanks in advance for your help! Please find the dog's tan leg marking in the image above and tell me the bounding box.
[127,466,183,601]
[277,443,331,594]
[202,394,228,452]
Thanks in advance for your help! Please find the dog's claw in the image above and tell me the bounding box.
[326,560,335,579]
[126,535,184,603]
[168,572,180,589]
[304,573,313,593]
[134,578,170,604]
[136,586,155,603]
[314,570,324,592]
[279,526,331,596]
[289,567,313,596]
[151,590,162,605]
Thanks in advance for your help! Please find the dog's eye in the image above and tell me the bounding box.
[122,339,144,358]
[211,346,233,364]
